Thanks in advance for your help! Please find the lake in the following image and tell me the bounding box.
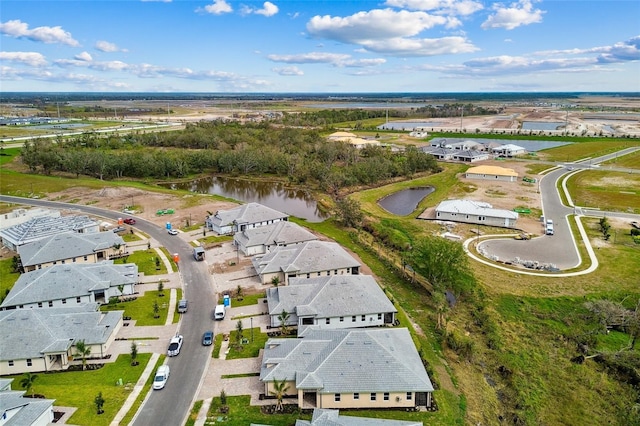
[161,176,328,222]
[378,187,435,216]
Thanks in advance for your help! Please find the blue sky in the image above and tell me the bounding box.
[1,0,639,92]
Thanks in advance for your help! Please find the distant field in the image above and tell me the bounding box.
[565,170,640,213]
[540,140,640,162]
[601,148,640,169]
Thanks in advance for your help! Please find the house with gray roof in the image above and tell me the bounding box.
[0,303,122,374]
[252,241,361,285]
[0,389,55,426]
[435,199,519,228]
[266,275,396,333]
[205,202,289,235]
[260,328,434,410]
[1,261,138,310]
[420,146,454,160]
[296,409,423,426]
[0,214,99,251]
[18,231,126,272]
[451,150,490,163]
[0,208,60,231]
[234,221,317,257]
[491,144,526,157]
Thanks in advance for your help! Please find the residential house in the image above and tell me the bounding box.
[1,261,138,310]
[0,304,122,374]
[420,146,454,161]
[0,208,59,231]
[0,215,99,251]
[252,241,361,285]
[296,409,423,426]
[451,150,490,163]
[18,231,126,272]
[491,144,526,157]
[435,199,519,228]
[0,380,55,426]
[234,221,317,257]
[260,328,434,410]
[205,202,289,235]
[465,165,519,182]
[266,275,396,333]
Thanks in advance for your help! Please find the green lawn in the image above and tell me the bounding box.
[4,354,152,426]
[113,249,168,275]
[565,170,640,213]
[0,257,20,303]
[101,290,173,326]
[225,327,269,359]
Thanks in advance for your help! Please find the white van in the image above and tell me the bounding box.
[545,219,554,235]
[153,365,170,390]
[214,304,226,320]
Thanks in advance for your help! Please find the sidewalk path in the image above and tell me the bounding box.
[110,353,160,426]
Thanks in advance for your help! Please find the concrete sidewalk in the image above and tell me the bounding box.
[110,353,160,426]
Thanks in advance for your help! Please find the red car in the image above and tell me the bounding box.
[123,218,136,225]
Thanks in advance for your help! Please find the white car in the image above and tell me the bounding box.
[168,229,179,235]
[167,335,183,357]
[153,365,170,390]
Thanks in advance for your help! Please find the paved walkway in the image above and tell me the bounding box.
[110,353,160,426]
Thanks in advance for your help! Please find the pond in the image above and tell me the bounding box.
[378,187,435,216]
[521,121,565,131]
[161,176,328,222]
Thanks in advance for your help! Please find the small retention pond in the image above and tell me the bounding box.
[378,187,435,216]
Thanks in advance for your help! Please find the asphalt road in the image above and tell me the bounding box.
[0,195,216,426]
[478,146,640,269]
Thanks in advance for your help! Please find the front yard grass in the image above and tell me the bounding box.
[225,327,268,359]
[113,249,168,275]
[0,257,20,303]
[101,290,172,326]
[4,354,152,426]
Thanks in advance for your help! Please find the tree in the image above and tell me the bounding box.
[75,340,91,370]
[158,281,164,296]
[153,300,160,318]
[335,197,363,228]
[271,276,280,287]
[130,342,138,366]
[94,392,105,414]
[599,217,611,241]
[269,377,290,411]
[235,320,244,349]
[278,310,291,336]
[236,285,243,300]
[20,372,38,397]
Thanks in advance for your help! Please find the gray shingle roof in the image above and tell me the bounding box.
[17,231,125,267]
[267,275,396,318]
[260,328,433,394]
[296,408,423,426]
[252,241,360,276]
[436,199,518,220]
[0,391,55,426]
[0,304,122,361]
[1,261,138,308]
[0,215,98,247]
[234,221,317,249]
[209,202,289,228]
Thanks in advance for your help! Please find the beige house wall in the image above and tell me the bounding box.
[263,379,297,396]
[317,391,417,409]
[23,245,125,272]
[0,356,50,375]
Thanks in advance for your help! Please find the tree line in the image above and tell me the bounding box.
[19,121,440,194]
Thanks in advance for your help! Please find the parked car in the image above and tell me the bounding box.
[177,299,188,313]
[214,304,226,320]
[168,229,179,235]
[123,218,136,225]
[112,226,126,233]
[202,331,214,346]
[545,219,554,236]
[167,335,183,357]
[153,365,170,390]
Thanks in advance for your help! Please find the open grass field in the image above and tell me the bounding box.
[539,139,640,162]
[565,170,640,213]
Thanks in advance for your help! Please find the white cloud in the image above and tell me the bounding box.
[200,0,233,15]
[361,36,478,56]
[0,51,47,67]
[272,66,304,76]
[481,0,544,30]
[385,0,483,16]
[95,40,127,53]
[0,19,80,46]
[254,2,279,17]
[75,52,93,62]
[532,36,640,64]
[267,52,386,68]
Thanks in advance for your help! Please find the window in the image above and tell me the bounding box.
[37,302,43,308]
[384,392,390,401]
[62,299,67,304]
[353,393,359,400]
[326,271,330,276]
[334,269,338,275]
[370,393,376,401]
[27,359,32,366]
[61,260,65,264]
[83,255,88,261]
[317,272,321,277]
[38,265,42,269]
[406,392,412,400]
[8,360,14,366]
[352,316,356,322]
[48,301,53,307]
[306,273,310,278]
[339,317,344,322]
[73,257,77,263]
[76,297,81,303]
[361,315,365,321]
[334,394,341,402]
[53,261,57,265]
[325,318,330,325]
[378,313,382,320]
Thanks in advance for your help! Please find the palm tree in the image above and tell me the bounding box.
[278,310,290,336]
[235,320,244,349]
[271,276,280,287]
[75,340,91,370]
[20,372,38,397]
[269,378,290,411]
[94,392,105,414]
